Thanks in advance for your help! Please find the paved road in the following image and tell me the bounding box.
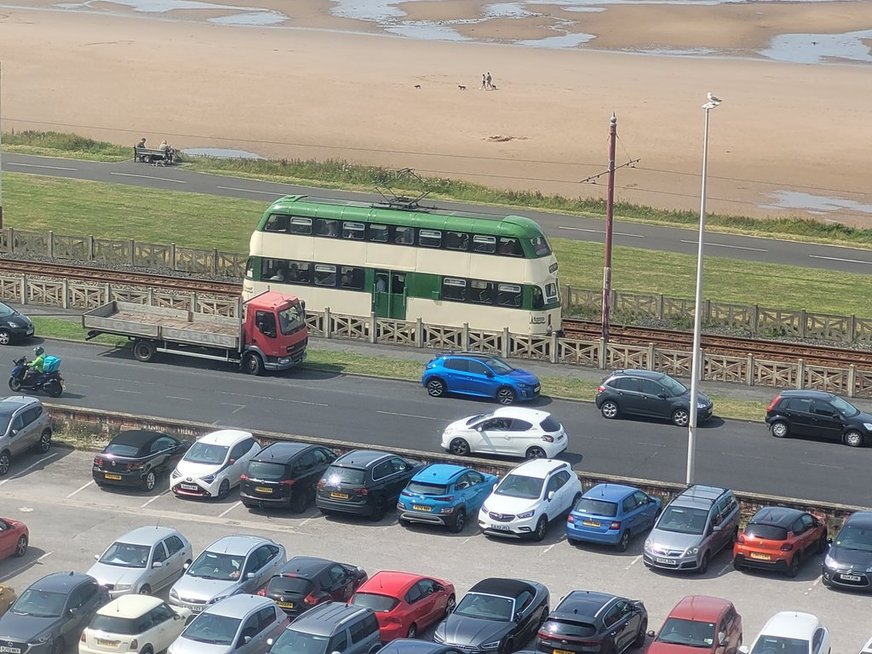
[1,449,870,653]
[6,153,872,274]
[8,340,870,506]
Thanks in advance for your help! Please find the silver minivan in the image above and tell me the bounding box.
[643,484,740,574]
[0,396,52,476]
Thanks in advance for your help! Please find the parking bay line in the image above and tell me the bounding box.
[0,453,58,486]
[0,551,54,583]
[376,410,443,421]
[141,490,170,508]
[625,555,642,570]
[219,501,242,518]
[67,480,94,498]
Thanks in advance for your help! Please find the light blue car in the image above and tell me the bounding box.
[397,464,498,533]
[566,483,661,551]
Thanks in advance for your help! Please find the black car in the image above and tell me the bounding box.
[93,430,188,491]
[821,510,872,591]
[433,578,550,654]
[535,591,647,654]
[766,390,872,447]
[0,572,108,654]
[0,302,34,346]
[377,641,468,654]
[316,449,423,520]
[262,555,368,617]
[241,442,337,512]
[595,369,713,427]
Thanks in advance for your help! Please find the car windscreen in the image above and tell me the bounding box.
[187,551,245,580]
[405,481,449,495]
[541,619,597,638]
[104,443,143,457]
[0,303,14,317]
[485,357,514,375]
[655,618,716,647]
[351,592,400,613]
[659,375,687,396]
[271,629,329,654]
[575,498,618,518]
[0,413,12,436]
[324,466,366,485]
[750,637,809,654]
[184,442,229,465]
[182,613,240,645]
[656,506,709,534]
[835,523,872,552]
[90,615,141,635]
[99,542,151,568]
[830,395,861,417]
[248,461,287,481]
[454,593,514,621]
[12,589,67,618]
[267,576,314,596]
[495,473,543,500]
[745,524,788,540]
[466,413,492,426]
[539,417,561,432]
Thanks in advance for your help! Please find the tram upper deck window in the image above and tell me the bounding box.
[470,279,494,305]
[369,224,389,243]
[530,236,552,257]
[393,226,415,245]
[472,235,496,254]
[445,232,469,251]
[315,219,340,238]
[290,217,313,235]
[442,278,467,301]
[314,264,337,287]
[419,229,442,248]
[498,238,523,257]
[264,214,290,233]
[342,222,366,240]
[497,283,522,308]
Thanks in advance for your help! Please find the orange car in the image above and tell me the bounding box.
[733,506,827,577]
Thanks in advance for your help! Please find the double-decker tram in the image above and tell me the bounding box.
[243,195,561,334]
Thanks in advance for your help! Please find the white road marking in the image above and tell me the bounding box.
[18,507,34,513]
[808,254,872,265]
[231,404,247,414]
[718,559,734,576]
[679,239,768,252]
[0,551,53,582]
[299,517,316,527]
[38,551,54,562]
[558,226,645,238]
[805,576,823,595]
[219,501,242,517]
[66,480,95,498]
[803,462,841,469]
[625,555,642,570]
[8,162,77,171]
[110,172,187,184]
[541,539,564,555]
[166,395,192,402]
[116,389,140,394]
[0,453,58,486]
[376,410,442,421]
[216,185,284,196]
[141,491,170,508]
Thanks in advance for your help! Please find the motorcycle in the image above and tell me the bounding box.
[9,356,65,398]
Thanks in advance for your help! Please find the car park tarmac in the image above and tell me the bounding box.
[1,448,870,652]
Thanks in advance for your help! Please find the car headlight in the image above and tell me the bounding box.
[824,554,837,568]
[440,507,455,514]
[7,321,18,328]
[480,641,502,650]
[433,629,445,643]
[644,538,652,551]
[517,510,535,519]
[863,423,872,430]
[31,634,52,645]
[170,588,180,599]
[201,474,216,484]
[171,469,181,479]
[114,584,132,591]
[686,547,699,556]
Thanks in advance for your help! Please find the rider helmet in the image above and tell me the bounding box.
[34,346,45,356]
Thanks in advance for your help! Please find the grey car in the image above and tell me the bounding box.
[0,572,108,654]
[643,485,741,574]
[169,536,286,613]
[267,602,381,654]
[0,396,52,476]
[169,595,288,654]
[86,526,193,598]
[0,303,34,346]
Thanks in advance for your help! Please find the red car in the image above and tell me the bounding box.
[647,595,742,654]
[350,571,456,641]
[733,506,827,577]
[0,517,28,560]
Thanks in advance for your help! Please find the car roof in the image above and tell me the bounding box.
[290,601,371,635]
[671,485,730,508]
[773,390,836,400]
[376,640,461,654]
[96,595,165,619]
[205,535,273,555]
[358,571,423,596]
[31,572,94,593]
[411,464,470,484]
[0,396,39,414]
[553,591,617,620]
[111,430,172,446]
[607,369,666,381]
[843,511,872,528]
[440,352,505,361]
[583,484,639,502]
[204,594,273,617]
[254,442,314,462]
[668,595,731,621]
[112,526,181,546]
[508,459,571,479]
[758,612,822,639]
[468,578,537,600]
[490,407,551,421]
[748,506,804,529]
[333,449,391,468]
[278,556,338,577]
[198,429,253,446]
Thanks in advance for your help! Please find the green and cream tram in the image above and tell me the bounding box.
[243,195,561,334]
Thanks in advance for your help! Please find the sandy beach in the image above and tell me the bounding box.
[1,0,872,225]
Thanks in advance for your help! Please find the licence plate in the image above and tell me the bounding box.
[582,520,600,527]
[0,648,21,654]
[278,601,295,609]
[180,483,199,491]
[330,492,349,499]
[96,640,120,647]
[104,473,123,481]
[256,486,274,494]
[655,557,677,565]
[413,505,432,512]
[491,525,511,531]
[190,604,205,613]
[750,552,771,560]
[840,574,862,581]
[553,650,573,654]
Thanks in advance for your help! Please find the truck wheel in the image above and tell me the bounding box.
[242,353,264,376]
[133,340,156,362]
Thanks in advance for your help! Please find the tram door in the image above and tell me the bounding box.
[373,270,407,320]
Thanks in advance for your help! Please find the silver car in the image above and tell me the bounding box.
[169,594,288,654]
[87,526,193,598]
[169,536,286,613]
[0,396,52,476]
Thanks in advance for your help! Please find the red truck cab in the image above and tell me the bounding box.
[243,291,308,374]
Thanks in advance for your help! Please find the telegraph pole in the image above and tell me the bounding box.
[601,113,617,343]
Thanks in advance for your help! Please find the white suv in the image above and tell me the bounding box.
[171,430,260,500]
[478,459,581,541]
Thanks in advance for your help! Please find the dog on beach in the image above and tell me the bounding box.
[458,84,467,90]
[414,84,421,89]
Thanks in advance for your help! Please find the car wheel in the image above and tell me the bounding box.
[143,470,157,491]
[671,408,690,427]
[533,516,548,542]
[15,535,28,557]
[426,378,446,398]
[770,420,789,438]
[817,532,828,554]
[844,429,864,448]
[445,594,456,616]
[449,438,470,456]
[49,638,63,654]
[141,645,154,654]
[217,479,230,500]
[525,446,547,460]
[600,400,619,419]
[616,530,630,552]
[291,488,309,514]
[500,638,515,654]
[242,352,264,376]
[0,450,10,477]
[450,509,466,533]
[407,624,417,638]
[496,387,516,405]
[0,329,10,346]
[369,496,386,521]
[133,340,157,362]
[697,552,710,574]
[786,553,801,578]
[633,618,648,648]
[733,557,744,571]
[36,429,52,453]
[139,585,152,595]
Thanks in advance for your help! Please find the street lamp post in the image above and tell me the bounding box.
[686,92,721,485]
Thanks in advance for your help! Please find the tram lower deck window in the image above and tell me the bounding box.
[442,278,467,301]
[497,284,522,307]
[314,264,337,287]
[470,280,494,305]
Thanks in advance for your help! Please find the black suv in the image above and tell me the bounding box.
[241,442,338,512]
[595,369,713,427]
[316,449,423,520]
[821,510,872,591]
[766,390,872,447]
[263,556,368,618]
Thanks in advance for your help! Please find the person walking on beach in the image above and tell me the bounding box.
[486,72,492,89]
[481,73,487,90]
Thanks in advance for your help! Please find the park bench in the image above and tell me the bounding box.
[133,146,176,166]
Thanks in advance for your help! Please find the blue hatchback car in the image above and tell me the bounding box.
[397,464,498,533]
[566,484,661,551]
[421,352,541,405]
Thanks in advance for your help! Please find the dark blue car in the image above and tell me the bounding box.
[566,483,661,551]
[397,464,498,533]
[421,352,540,405]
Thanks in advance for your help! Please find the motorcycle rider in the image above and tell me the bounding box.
[25,346,47,383]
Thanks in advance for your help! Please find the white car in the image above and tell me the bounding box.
[478,458,582,542]
[80,594,191,654]
[170,430,261,500]
[739,611,831,654]
[441,407,568,459]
